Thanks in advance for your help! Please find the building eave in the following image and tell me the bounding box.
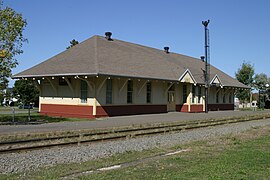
[12,73,99,79]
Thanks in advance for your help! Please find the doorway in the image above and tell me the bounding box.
[167,91,176,111]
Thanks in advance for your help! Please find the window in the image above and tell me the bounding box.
[183,85,187,103]
[223,94,226,103]
[192,85,196,103]
[146,82,151,103]
[106,79,113,104]
[127,80,133,104]
[198,86,202,104]
[80,80,87,103]
[229,93,232,103]
[216,91,219,103]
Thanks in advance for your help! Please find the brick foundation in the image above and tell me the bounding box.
[40,104,94,119]
[208,104,234,111]
[190,105,204,112]
[96,105,167,117]
[176,104,189,112]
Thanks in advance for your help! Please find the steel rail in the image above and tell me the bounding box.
[0,114,269,153]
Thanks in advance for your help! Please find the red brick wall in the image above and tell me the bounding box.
[176,104,189,112]
[190,105,204,112]
[40,103,233,119]
[40,104,94,119]
[96,105,167,117]
[208,104,234,111]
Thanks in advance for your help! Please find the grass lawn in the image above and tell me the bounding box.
[81,126,270,180]
[0,112,87,123]
[0,106,90,123]
[1,125,270,180]
[0,114,87,123]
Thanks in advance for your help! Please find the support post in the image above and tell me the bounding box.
[119,79,129,96]
[164,83,175,96]
[34,80,41,92]
[137,80,148,96]
[96,78,107,96]
[46,77,57,95]
[77,77,95,92]
[64,78,74,96]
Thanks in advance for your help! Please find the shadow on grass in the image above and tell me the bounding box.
[0,114,83,125]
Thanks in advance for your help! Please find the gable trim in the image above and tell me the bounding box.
[210,74,223,88]
[178,69,197,85]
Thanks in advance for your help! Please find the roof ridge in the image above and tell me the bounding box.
[13,34,248,89]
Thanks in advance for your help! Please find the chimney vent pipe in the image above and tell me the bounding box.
[200,56,205,62]
[164,47,169,53]
[105,32,112,41]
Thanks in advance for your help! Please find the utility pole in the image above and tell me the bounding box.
[202,20,210,113]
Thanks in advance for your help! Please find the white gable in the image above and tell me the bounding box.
[210,74,223,87]
[212,76,221,84]
[178,69,197,84]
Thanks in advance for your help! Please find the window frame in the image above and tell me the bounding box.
[223,94,226,104]
[198,86,202,104]
[106,79,113,104]
[216,91,220,104]
[146,82,152,103]
[229,93,232,104]
[192,85,196,104]
[183,84,187,104]
[80,80,88,103]
[127,80,133,104]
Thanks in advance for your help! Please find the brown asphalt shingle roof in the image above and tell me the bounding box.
[14,35,248,88]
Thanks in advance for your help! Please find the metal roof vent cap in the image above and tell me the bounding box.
[200,56,205,62]
[105,32,113,41]
[164,46,169,53]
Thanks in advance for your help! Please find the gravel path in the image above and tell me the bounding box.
[1,118,270,174]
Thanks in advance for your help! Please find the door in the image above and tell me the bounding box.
[167,91,176,111]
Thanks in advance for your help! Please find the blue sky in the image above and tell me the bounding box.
[4,0,270,86]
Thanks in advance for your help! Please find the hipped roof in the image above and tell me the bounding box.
[14,35,248,88]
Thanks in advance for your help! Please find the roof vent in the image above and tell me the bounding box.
[105,32,112,41]
[200,56,205,62]
[164,47,169,53]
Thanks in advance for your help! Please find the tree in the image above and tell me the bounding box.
[267,77,270,108]
[0,77,8,104]
[235,62,254,103]
[66,39,79,49]
[13,79,39,120]
[254,73,270,108]
[0,1,27,96]
[254,73,269,91]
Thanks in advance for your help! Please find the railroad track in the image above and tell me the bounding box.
[0,113,270,153]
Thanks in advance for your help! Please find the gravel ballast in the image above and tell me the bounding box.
[1,118,270,174]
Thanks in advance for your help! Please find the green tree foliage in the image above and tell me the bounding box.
[0,1,27,95]
[235,62,254,102]
[254,73,270,108]
[235,62,254,86]
[66,39,79,49]
[0,77,8,104]
[13,79,39,120]
[254,73,269,91]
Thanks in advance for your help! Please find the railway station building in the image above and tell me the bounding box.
[14,33,248,118]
